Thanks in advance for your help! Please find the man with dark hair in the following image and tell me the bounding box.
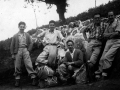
[95,11,120,79]
[83,14,106,82]
[18,21,26,27]
[49,20,56,24]
[57,39,83,83]
[36,20,66,67]
[35,20,66,87]
[10,21,36,87]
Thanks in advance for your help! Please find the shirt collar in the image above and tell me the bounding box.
[69,48,75,54]
[49,29,55,33]
[18,32,25,36]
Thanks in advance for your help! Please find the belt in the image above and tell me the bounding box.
[46,43,57,46]
[19,46,27,48]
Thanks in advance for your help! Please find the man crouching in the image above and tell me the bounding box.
[57,40,83,84]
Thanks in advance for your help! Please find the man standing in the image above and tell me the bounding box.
[95,11,120,79]
[10,21,36,87]
[83,14,106,82]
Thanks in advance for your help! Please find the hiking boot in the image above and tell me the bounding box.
[95,70,102,75]
[15,79,20,87]
[32,78,36,86]
[38,80,45,88]
[95,74,101,81]
[101,72,108,80]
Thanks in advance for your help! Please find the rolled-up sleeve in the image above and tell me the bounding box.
[57,31,64,41]
[37,31,45,38]
[73,50,83,67]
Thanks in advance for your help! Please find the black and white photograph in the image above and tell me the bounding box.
[1,0,120,90]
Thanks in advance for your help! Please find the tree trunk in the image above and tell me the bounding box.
[56,3,66,25]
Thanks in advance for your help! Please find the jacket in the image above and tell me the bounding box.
[63,49,83,67]
[10,32,33,55]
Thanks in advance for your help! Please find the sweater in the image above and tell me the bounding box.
[10,32,33,55]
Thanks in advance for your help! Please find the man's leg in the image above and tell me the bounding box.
[47,45,58,69]
[36,45,49,65]
[23,48,36,85]
[98,40,113,73]
[58,64,68,81]
[89,46,101,64]
[86,43,93,61]
[102,43,120,70]
[95,40,113,79]
[14,49,22,86]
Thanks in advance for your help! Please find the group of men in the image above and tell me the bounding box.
[10,11,120,88]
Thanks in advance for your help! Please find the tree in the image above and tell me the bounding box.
[25,0,68,24]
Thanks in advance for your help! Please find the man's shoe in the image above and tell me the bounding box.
[38,80,45,88]
[95,70,102,75]
[32,78,36,86]
[101,72,108,80]
[15,79,20,87]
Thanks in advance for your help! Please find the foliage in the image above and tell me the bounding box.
[25,0,68,23]
[0,0,120,71]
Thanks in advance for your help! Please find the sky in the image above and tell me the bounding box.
[0,0,112,41]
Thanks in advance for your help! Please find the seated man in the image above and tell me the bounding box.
[35,20,66,88]
[57,40,83,83]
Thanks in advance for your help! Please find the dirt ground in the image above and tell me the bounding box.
[1,74,120,90]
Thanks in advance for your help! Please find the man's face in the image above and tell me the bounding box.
[94,15,101,24]
[67,41,74,51]
[49,23,55,30]
[19,24,26,31]
[108,12,114,22]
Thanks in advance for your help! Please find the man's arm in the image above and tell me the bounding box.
[57,31,67,49]
[37,31,46,38]
[10,35,16,59]
[82,26,89,41]
[28,34,33,52]
[103,26,115,38]
[104,20,120,39]
[10,36,15,55]
[73,50,83,67]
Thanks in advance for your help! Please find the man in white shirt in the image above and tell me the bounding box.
[36,20,66,69]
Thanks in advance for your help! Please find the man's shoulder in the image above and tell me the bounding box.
[54,30,61,33]
[24,32,31,37]
[13,33,19,38]
[75,49,82,53]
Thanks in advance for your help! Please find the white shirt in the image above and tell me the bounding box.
[18,32,27,47]
[69,49,75,59]
[37,29,64,44]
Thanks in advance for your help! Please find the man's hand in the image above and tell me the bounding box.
[109,32,119,39]
[86,38,90,42]
[64,46,68,51]
[12,55,15,60]
[68,65,73,70]
[65,62,74,66]
[87,60,94,67]
[103,33,111,38]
